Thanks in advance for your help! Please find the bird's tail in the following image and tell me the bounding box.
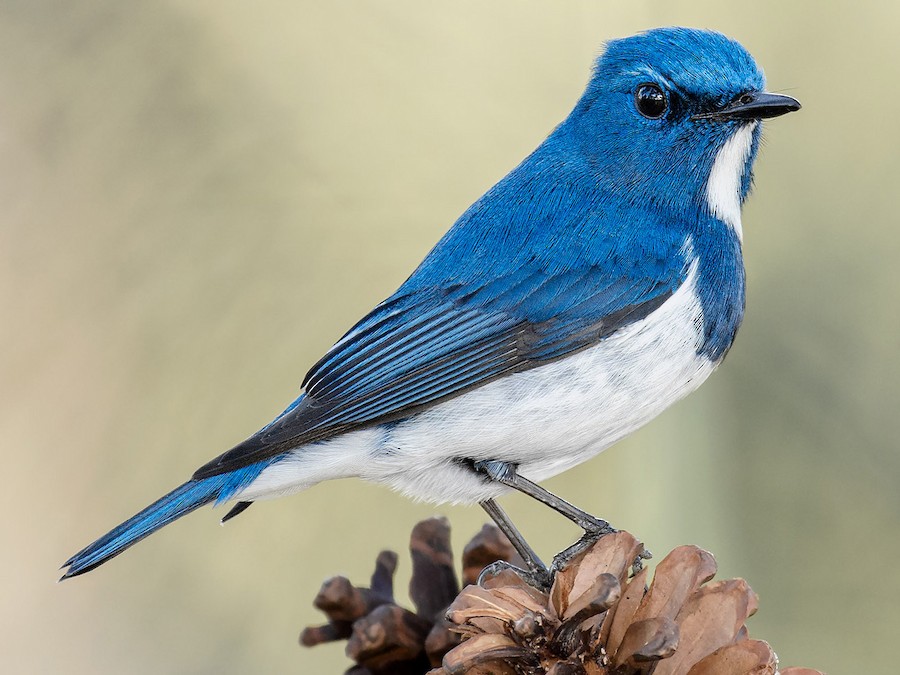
[60,465,266,580]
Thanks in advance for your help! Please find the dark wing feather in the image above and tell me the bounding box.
[193,265,677,479]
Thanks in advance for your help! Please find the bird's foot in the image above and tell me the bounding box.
[632,546,653,575]
[477,559,553,591]
[549,527,652,578]
[549,519,617,573]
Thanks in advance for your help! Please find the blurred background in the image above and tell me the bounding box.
[2,1,897,673]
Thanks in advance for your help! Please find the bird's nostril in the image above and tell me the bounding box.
[739,93,754,105]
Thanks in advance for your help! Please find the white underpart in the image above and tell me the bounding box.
[706,121,757,241]
[240,255,718,505]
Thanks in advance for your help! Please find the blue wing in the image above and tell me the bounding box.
[194,136,693,479]
[194,254,684,478]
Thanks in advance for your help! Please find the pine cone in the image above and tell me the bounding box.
[439,531,821,675]
[300,517,521,674]
[301,520,824,675]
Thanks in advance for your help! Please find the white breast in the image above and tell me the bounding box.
[240,258,717,505]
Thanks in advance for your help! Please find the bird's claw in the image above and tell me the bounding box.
[477,560,553,591]
[629,546,653,576]
[549,524,617,574]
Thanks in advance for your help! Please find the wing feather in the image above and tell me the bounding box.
[193,261,682,478]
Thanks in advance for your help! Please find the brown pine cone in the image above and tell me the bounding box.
[300,517,521,674]
[301,520,823,675]
[439,531,820,675]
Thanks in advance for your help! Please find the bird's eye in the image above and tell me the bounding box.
[634,83,668,119]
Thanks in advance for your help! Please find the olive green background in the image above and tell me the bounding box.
[3,1,897,673]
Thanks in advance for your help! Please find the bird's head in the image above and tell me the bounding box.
[567,27,800,236]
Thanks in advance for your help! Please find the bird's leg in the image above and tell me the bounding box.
[475,460,614,533]
[479,499,552,589]
[474,460,619,574]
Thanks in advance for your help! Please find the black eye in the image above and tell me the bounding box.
[635,83,667,119]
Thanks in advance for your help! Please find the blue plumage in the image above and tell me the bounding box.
[60,464,269,578]
[62,27,799,581]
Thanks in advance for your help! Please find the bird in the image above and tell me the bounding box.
[61,27,800,584]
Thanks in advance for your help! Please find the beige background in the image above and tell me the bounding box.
[3,1,897,673]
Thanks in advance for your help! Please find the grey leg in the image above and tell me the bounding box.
[479,498,551,589]
[475,460,615,535]
[475,460,625,574]
[479,498,547,573]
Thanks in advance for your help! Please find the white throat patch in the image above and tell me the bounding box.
[706,122,757,240]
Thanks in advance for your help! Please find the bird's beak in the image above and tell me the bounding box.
[693,92,801,121]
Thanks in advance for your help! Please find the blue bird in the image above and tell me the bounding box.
[62,27,799,584]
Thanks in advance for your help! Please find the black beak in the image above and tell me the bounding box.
[693,92,801,121]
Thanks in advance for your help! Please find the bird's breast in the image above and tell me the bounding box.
[241,260,724,506]
[358,259,718,503]
[690,224,746,361]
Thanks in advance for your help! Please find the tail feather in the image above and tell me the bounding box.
[221,500,253,523]
[61,463,269,580]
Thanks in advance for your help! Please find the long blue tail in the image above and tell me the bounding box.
[61,465,267,580]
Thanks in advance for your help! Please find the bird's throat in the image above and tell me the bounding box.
[705,122,757,241]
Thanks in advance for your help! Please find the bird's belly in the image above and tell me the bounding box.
[362,266,718,503]
[242,265,719,505]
